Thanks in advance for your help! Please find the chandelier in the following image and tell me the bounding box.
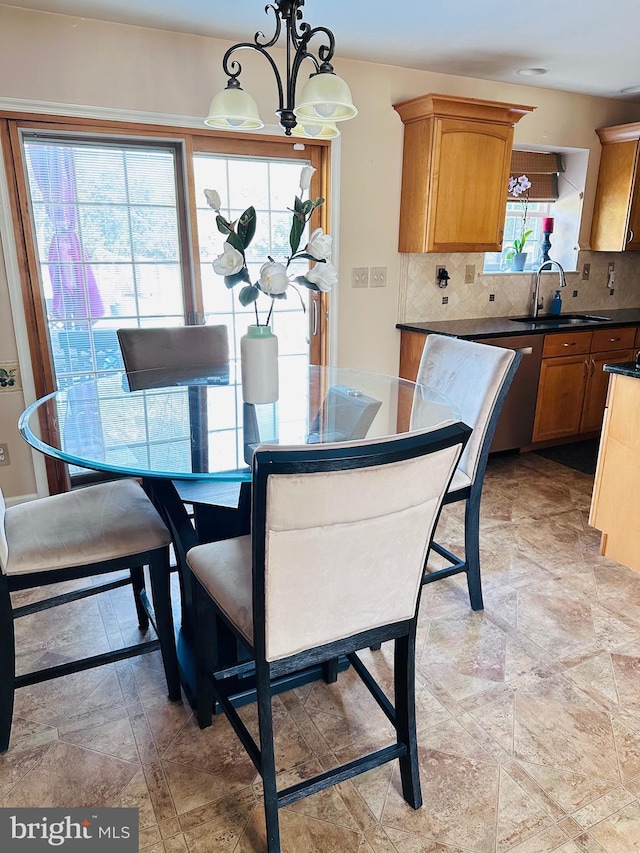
[205,0,357,138]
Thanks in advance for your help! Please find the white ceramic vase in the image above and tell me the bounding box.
[240,324,279,404]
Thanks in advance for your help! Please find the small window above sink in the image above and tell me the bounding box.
[509,314,610,326]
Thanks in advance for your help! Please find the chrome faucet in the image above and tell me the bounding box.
[532,260,567,317]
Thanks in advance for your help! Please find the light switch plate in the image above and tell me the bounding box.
[465,264,476,284]
[370,267,387,287]
[351,267,368,288]
[0,444,10,466]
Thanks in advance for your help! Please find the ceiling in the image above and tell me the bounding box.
[6,0,640,102]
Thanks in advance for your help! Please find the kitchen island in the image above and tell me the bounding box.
[589,361,640,572]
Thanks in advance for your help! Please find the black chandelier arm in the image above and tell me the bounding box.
[291,21,336,65]
[253,3,283,49]
[222,43,285,112]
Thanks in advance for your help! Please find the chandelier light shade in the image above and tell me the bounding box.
[206,0,357,136]
[291,119,340,139]
[294,71,357,122]
[205,81,264,130]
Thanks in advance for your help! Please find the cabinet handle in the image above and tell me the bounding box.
[583,360,589,378]
[312,299,318,336]
[514,346,533,355]
[628,229,635,244]
[562,342,576,347]
[590,359,595,377]
[608,337,621,342]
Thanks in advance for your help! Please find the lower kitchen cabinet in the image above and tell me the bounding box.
[532,326,635,442]
[533,353,589,442]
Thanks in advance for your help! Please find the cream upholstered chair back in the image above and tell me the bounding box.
[117,325,229,373]
[411,335,516,486]
[253,427,467,662]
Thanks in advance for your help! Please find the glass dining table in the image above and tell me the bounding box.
[19,358,460,706]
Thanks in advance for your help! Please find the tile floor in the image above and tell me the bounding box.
[2,451,640,852]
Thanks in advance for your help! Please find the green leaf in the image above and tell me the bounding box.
[237,207,256,249]
[294,274,321,291]
[226,231,245,254]
[216,215,232,235]
[289,216,305,255]
[224,269,249,288]
[294,195,304,215]
[238,284,260,306]
[293,252,325,262]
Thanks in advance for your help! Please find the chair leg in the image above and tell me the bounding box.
[0,574,15,753]
[130,566,150,631]
[193,580,217,729]
[394,632,422,810]
[464,496,484,611]
[148,548,181,702]
[256,659,281,853]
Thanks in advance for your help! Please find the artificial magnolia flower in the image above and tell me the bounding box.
[204,188,221,213]
[259,261,289,295]
[305,261,338,292]
[213,242,244,276]
[207,165,332,326]
[299,165,316,192]
[306,227,332,261]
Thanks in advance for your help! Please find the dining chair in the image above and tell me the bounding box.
[306,385,382,443]
[411,334,521,610]
[186,422,470,853]
[0,479,181,753]
[117,325,247,542]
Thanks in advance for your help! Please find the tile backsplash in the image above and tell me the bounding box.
[398,251,640,323]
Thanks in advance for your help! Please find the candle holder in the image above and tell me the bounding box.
[539,230,552,269]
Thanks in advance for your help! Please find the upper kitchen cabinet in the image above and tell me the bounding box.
[393,93,534,253]
[591,122,640,252]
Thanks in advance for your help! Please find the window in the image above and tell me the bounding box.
[3,115,329,493]
[484,151,563,273]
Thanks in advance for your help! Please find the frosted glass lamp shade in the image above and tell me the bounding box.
[291,120,340,139]
[205,85,264,130]
[295,72,358,123]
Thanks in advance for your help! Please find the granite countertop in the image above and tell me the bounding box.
[397,308,640,341]
[604,361,640,378]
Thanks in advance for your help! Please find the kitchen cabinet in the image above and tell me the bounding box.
[532,327,635,442]
[635,325,640,349]
[590,370,640,572]
[590,122,640,252]
[393,94,534,253]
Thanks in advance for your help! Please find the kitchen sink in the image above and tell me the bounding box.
[510,314,611,326]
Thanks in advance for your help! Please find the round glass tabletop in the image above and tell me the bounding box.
[19,362,460,482]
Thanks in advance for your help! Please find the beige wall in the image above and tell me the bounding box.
[1,5,640,498]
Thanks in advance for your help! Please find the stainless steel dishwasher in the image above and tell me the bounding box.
[479,334,544,452]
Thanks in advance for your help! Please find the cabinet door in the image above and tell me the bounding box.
[428,118,513,252]
[627,163,640,250]
[532,354,588,442]
[590,140,638,252]
[399,330,426,381]
[581,349,635,433]
[635,325,640,349]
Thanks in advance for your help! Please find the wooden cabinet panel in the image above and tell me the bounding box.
[399,330,426,381]
[590,122,640,252]
[532,355,588,442]
[635,325,640,348]
[581,349,634,433]
[394,94,534,253]
[589,373,640,571]
[542,330,592,358]
[591,326,635,352]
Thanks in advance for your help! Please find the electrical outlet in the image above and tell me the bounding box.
[351,267,368,288]
[0,444,10,466]
[573,290,579,297]
[489,294,495,302]
[608,262,615,273]
[370,267,387,287]
[441,296,448,305]
[582,263,591,280]
[465,264,476,284]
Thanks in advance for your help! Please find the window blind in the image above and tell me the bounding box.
[509,151,563,202]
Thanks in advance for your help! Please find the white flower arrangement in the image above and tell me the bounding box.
[205,167,335,326]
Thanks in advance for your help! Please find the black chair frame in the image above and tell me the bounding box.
[0,545,181,753]
[193,424,470,853]
[422,351,522,610]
